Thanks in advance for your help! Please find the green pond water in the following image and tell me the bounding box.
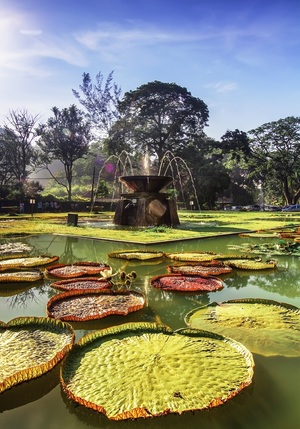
[0,233,299,429]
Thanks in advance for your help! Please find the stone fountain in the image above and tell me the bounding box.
[113,175,180,227]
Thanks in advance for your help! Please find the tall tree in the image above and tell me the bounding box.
[0,109,39,183]
[247,116,300,204]
[72,70,121,136]
[36,105,91,201]
[106,81,209,168]
[220,117,300,205]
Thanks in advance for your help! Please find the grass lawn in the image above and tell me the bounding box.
[1,210,299,244]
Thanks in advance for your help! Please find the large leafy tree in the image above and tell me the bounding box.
[72,70,121,136]
[106,81,209,168]
[36,105,91,201]
[247,116,300,204]
[220,117,300,205]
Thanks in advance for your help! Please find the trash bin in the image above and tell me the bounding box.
[67,213,78,226]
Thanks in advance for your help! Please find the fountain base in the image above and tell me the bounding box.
[113,176,180,227]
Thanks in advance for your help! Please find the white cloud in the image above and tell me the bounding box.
[207,81,237,93]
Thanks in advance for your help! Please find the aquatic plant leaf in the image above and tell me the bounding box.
[167,264,232,276]
[108,249,164,260]
[0,269,44,283]
[51,277,112,292]
[0,242,33,260]
[0,255,59,271]
[46,262,111,278]
[222,259,278,270]
[185,298,300,357]
[151,274,224,292]
[0,317,74,393]
[60,322,254,420]
[47,289,145,321]
[165,251,217,262]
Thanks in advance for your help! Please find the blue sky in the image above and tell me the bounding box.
[0,0,299,139]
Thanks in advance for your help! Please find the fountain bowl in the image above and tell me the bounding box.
[120,175,173,193]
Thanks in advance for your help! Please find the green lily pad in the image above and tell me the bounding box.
[185,298,300,357]
[61,322,254,420]
[0,317,74,393]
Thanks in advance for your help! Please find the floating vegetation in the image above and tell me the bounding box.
[167,263,232,276]
[60,322,254,420]
[46,262,111,278]
[47,289,145,322]
[165,251,218,262]
[151,274,224,292]
[0,242,33,260]
[228,240,300,256]
[0,255,59,271]
[0,317,74,393]
[220,258,278,270]
[185,298,300,357]
[50,277,113,292]
[108,249,165,260]
[0,269,44,283]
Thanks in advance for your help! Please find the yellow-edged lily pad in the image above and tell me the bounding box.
[0,255,59,271]
[61,322,254,420]
[0,317,74,393]
[185,298,300,357]
[108,249,164,260]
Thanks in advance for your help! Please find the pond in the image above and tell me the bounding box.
[0,233,299,429]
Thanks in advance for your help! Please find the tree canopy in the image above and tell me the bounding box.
[72,71,121,136]
[36,105,91,201]
[106,81,209,168]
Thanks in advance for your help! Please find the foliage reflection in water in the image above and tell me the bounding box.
[0,233,299,429]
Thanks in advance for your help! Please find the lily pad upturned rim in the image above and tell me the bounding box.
[0,316,74,393]
[47,289,145,322]
[60,322,254,420]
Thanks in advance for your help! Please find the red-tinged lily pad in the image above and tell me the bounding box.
[167,264,232,276]
[185,298,300,357]
[45,262,111,278]
[47,289,145,322]
[0,317,74,393]
[151,274,224,292]
[60,322,254,420]
[50,277,112,292]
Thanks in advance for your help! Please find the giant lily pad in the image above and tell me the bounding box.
[0,242,33,260]
[185,298,300,357]
[46,262,111,278]
[167,264,232,276]
[108,249,164,260]
[0,269,44,283]
[50,277,112,292]
[47,289,145,322]
[0,255,59,271]
[0,317,74,393]
[60,322,254,420]
[217,258,278,270]
[151,274,224,292]
[165,251,218,262]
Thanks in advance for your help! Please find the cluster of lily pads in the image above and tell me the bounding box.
[0,240,299,420]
